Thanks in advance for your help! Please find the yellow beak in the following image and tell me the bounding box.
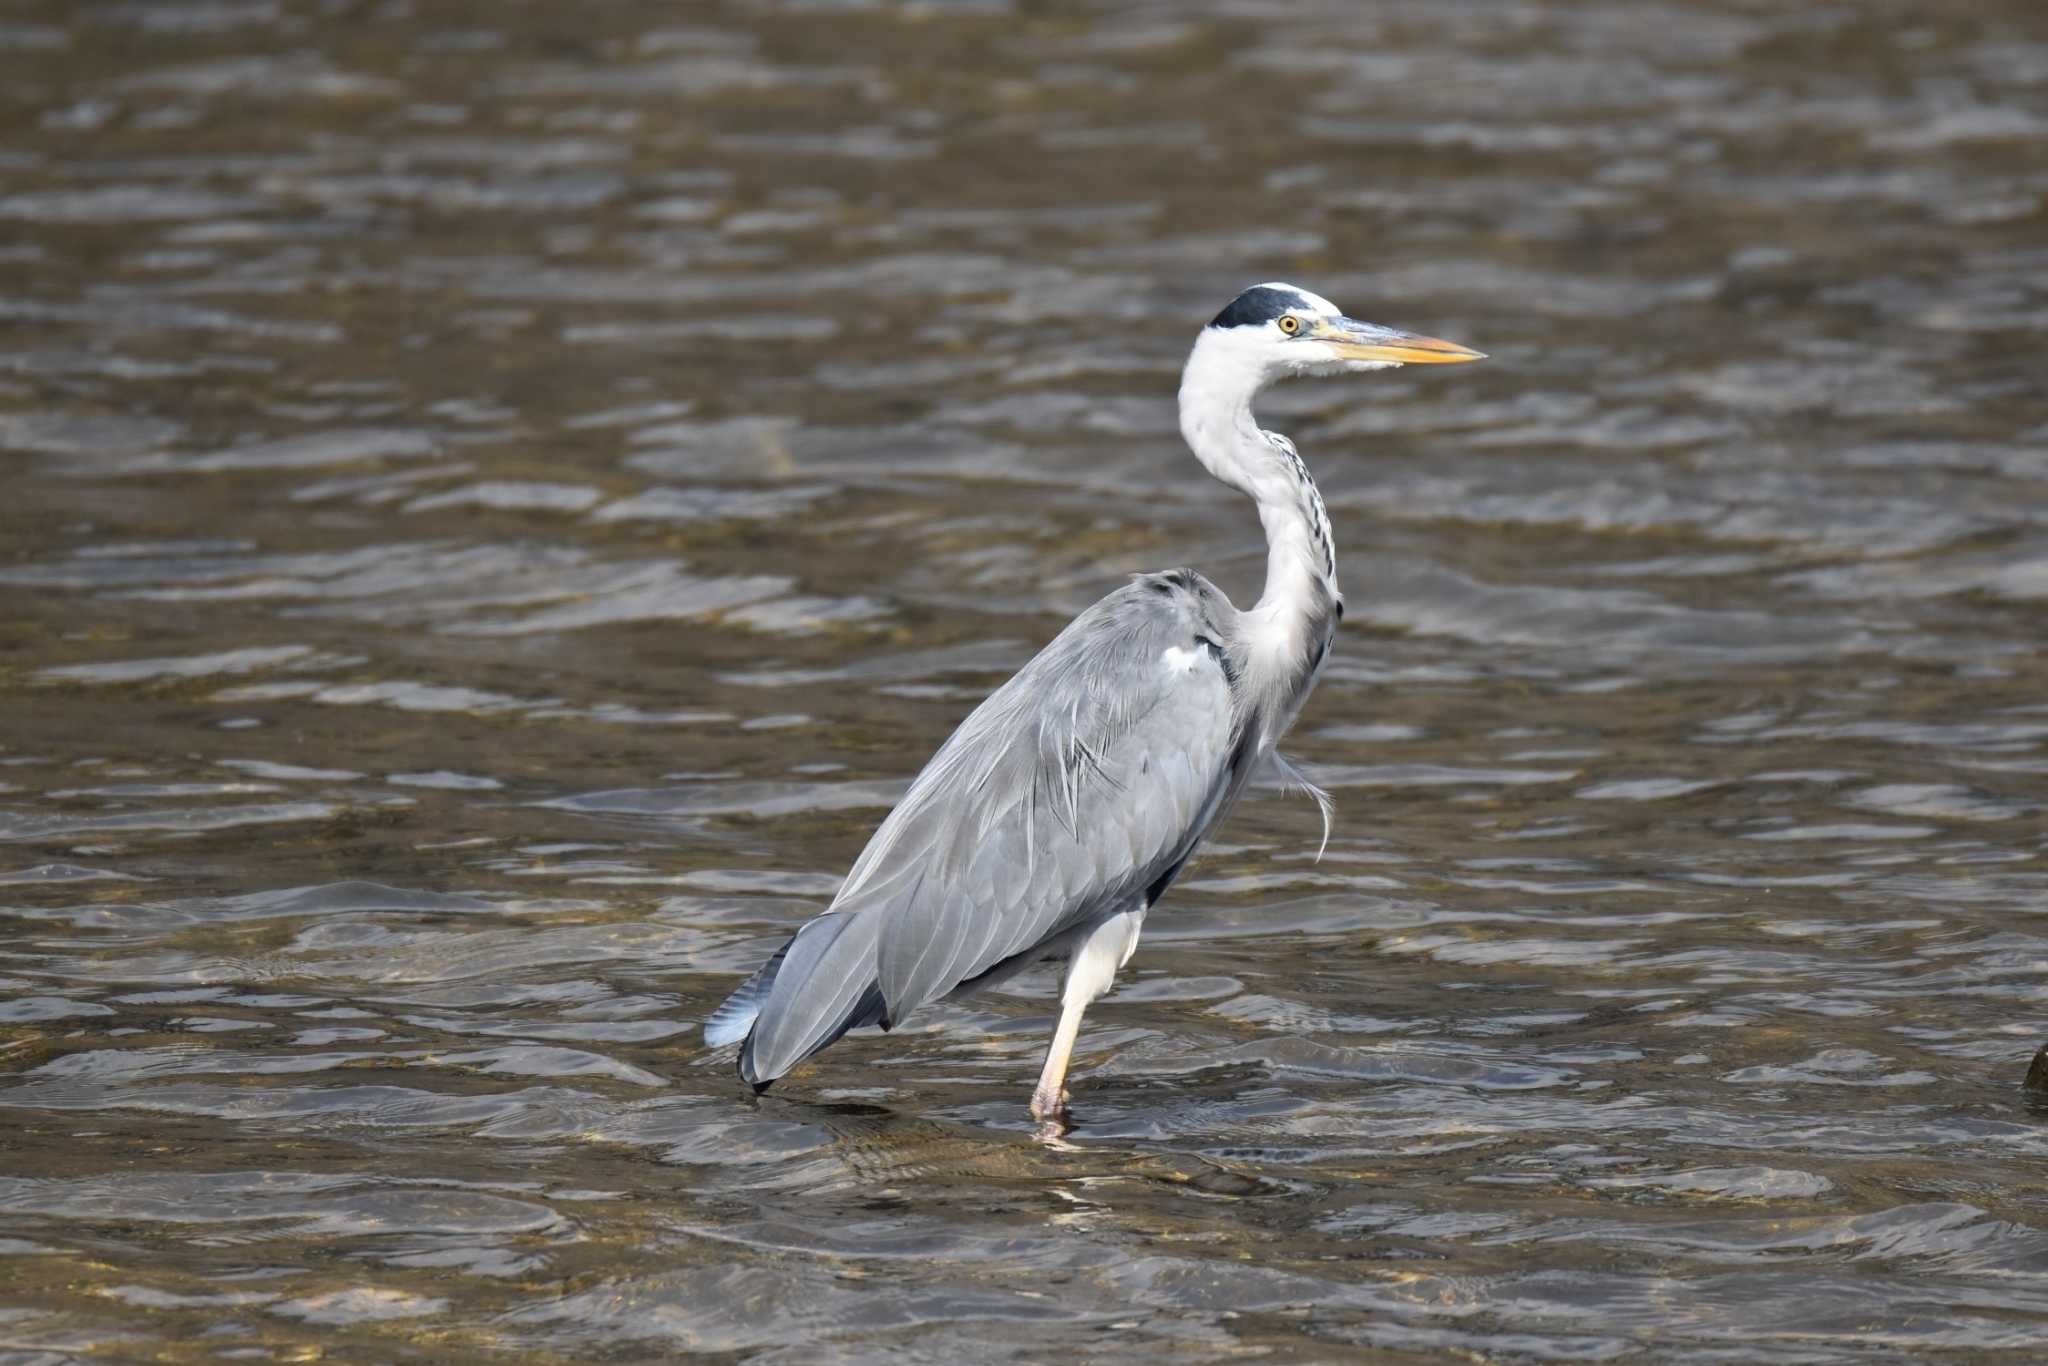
[1310,317,1486,365]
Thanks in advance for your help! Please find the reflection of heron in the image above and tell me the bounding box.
[707,283,1483,1122]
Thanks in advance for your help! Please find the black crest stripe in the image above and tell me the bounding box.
[1209,285,1314,330]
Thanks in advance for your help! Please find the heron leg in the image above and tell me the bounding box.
[1030,903,1145,1121]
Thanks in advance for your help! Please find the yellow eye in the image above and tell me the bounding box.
[1278,315,1301,336]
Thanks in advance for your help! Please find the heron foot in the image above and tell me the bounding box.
[1028,1084,1071,1122]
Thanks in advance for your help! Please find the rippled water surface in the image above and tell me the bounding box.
[4,1,2048,1360]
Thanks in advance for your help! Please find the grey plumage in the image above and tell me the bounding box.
[724,570,1258,1087]
[703,282,1483,1119]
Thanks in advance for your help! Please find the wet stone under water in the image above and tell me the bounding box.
[3,0,2048,1361]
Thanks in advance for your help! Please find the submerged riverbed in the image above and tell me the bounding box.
[3,1,2047,1360]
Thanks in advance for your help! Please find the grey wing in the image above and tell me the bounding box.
[725,573,1246,1085]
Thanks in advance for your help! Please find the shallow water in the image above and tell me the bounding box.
[3,0,2047,1360]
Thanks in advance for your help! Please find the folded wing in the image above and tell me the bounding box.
[724,573,1247,1086]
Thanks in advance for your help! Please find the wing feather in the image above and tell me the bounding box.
[724,574,1247,1083]
[866,580,1237,1021]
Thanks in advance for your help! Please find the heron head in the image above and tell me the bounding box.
[1203,282,1484,381]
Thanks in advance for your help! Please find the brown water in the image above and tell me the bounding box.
[3,1,2047,1360]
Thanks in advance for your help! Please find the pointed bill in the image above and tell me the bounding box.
[1310,317,1486,365]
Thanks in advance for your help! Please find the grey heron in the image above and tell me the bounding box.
[706,282,1484,1121]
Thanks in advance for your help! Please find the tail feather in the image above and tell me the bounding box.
[702,941,789,1048]
[742,984,887,1093]
[705,910,889,1090]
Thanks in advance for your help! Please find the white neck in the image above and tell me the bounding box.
[1177,333,1339,620]
[1177,330,1340,732]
